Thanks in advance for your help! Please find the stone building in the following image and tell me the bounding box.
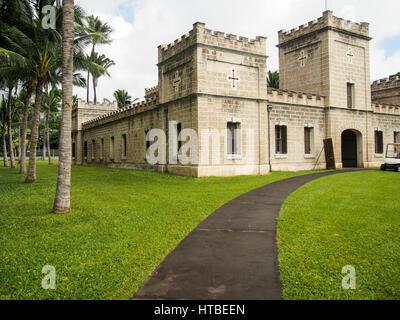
[72,11,400,177]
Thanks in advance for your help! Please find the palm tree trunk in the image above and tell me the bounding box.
[18,126,21,162]
[93,76,97,104]
[25,78,44,183]
[20,81,34,174]
[46,112,52,164]
[86,45,95,103]
[42,121,46,160]
[53,0,74,213]
[2,124,8,167]
[86,71,90,102]
[7,84,16,169]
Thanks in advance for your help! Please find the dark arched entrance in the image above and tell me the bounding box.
[341,130,357,168]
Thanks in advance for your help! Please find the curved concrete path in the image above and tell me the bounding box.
[133,169,364,300]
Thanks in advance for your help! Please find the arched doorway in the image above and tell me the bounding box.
[341,129,362,168]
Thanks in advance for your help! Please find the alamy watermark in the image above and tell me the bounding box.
[341,265,356,290]
[145,123,256,168]
[41,5,56,30]
[41,265,56,290]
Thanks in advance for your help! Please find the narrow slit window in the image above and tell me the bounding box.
[375,131,383,154]
[304,127,311,154]
[92,140,95,159]
[110,136,115,159]
[227,122,240,155]
[72,142,76,159]
[177,123,182,153]
[122,134,127,158]
[394,131,400,144]
[347,83,355,108]
[145,129,151,152]
[84,141,88,158]
[275,125,287,154]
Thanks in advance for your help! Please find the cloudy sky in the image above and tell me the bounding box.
[76,0,400,102]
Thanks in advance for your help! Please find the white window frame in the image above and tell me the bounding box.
[226,118,242,160]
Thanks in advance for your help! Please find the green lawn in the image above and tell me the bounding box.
[278,170,400,300]
[0,161,309,300]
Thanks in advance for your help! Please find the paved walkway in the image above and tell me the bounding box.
[133,169,364,300]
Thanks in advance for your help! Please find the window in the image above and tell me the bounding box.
[177,122,182,152]
[375,130,383,154]
[91,140,95,159]
[275,125,287,154]
[110,136,115,159]
[84,141,88,158]
[122,134,127,158]
[394,131,400,144]
[100,138,104,159]
[304,127,313,154]
[145,129,151,152]
[171,121,182,160]
[227,122,241,155]
[347,83,355,108]
[72,142,76,159]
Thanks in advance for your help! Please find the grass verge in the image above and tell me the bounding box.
[278,170,400,300]
[1,161,312,299]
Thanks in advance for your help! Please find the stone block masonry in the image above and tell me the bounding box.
[71,11,400,177]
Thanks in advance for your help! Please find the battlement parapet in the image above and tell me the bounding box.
[371,76,400,91]
[74,98,118,111]
[144,85,159,101]
[158,22,267,63]
[267,88,325,107]
[82,98,158,130]
[278,10,370,46]
[372,103,400,115]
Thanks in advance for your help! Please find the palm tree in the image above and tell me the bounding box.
[113,89,133,109]
[11,88,27,163]
[0,0,63,182]
[5,80,16,168]
[19,77,35,174]
[41,87,61,164]
[267,70,280,89]
[79,15,113,102]
[0,95,9,167]
[53,0,74,214]
[0,0,36,173]
[89,52,114,104]
[0,1,100,182]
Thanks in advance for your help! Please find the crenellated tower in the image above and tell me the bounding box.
[278,10,372,110]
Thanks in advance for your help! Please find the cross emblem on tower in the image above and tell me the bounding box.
[347,46,354,63]
[299,50,307,67]
[228,68,240,88]
[172,71,181,93]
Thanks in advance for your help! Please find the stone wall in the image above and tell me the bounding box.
[279,10,371,109]
[72,16,400,177]
[371,77,400,105]
[267,90,327,171]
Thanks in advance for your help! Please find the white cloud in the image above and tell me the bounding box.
[75,0,400,102]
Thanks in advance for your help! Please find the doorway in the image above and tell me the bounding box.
[341,130,358,168]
